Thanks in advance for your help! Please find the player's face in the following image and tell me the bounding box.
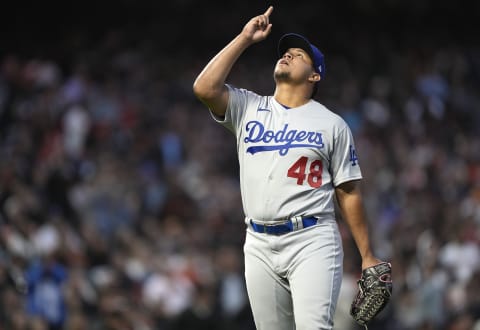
[274,48,315,83]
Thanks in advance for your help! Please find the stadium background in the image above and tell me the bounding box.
[0,1,479,329]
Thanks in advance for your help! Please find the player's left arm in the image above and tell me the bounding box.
[335,180,382,270]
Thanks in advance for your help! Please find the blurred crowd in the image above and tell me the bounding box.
[1,2,480,330]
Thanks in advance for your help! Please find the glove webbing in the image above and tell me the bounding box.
[353,262,392,329]
[355,283,390,329]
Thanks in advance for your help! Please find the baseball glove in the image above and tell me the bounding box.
[350,262,392,328]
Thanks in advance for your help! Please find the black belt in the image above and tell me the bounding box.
[249,217,318,235]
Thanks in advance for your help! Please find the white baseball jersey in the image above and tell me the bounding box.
[211,84,362,223]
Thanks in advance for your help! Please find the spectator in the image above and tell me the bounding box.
[0,2,479,329]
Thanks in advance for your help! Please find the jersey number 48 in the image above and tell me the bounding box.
[287,156,323,188]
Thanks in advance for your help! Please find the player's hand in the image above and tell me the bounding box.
[241,6,273,44]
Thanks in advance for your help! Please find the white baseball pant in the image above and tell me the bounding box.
[244,219,344,330]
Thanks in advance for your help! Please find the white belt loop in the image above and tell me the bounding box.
[246,217,255,231]
[291,216,303,231]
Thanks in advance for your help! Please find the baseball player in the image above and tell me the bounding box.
[193,6,384,330]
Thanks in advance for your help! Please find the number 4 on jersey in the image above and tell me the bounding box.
[287,156,323,188]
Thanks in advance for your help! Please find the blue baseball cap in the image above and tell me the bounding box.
[278,33,325,79]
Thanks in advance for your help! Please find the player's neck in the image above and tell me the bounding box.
[273,84,311,108]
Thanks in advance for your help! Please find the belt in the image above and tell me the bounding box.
[249,216,318,235]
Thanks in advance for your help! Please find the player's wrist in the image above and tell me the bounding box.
[361,255,382,270]
[236,32,256,47]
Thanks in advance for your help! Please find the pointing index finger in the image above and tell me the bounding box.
[264,6,273,17]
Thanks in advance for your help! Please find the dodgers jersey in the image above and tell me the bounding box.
[212,85,362,223]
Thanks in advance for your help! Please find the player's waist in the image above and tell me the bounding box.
[246,216,323,235]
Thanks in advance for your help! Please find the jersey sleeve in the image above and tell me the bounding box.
[330,123,363,187]
[210,84,259,134]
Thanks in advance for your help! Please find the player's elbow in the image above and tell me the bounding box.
[193,79,228,109]
[193,78,217,102]
[193,81,228,117]
[192,85,205,103]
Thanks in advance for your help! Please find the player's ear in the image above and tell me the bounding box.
[309,72,321,83]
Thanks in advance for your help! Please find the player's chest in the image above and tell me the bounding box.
[240,108,332,160]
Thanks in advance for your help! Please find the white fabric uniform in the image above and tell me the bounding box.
[211,85,363,330]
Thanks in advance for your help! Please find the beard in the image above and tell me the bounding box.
[273,70,291,83]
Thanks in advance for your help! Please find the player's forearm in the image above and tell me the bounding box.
[193,34,252,100]
[335,182,374,261]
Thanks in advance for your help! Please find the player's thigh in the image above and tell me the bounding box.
[244,232,294,330]
[289,223,344,330]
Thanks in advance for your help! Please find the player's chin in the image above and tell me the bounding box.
[273,70,291,82]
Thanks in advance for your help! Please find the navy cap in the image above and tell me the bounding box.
[278,33,325,79]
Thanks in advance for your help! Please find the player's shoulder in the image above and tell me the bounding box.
[227,84,263,100]
[311,99,350,129]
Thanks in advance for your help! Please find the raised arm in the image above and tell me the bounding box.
[335,180,383,270]
[193,6,273,117]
